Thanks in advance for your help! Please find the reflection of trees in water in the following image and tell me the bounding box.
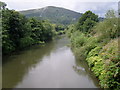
[73,56,100,88]
[73,65,86,76]
[2,40,55,88]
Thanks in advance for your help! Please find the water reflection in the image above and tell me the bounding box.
[73,57,100,88]
[3,40,55,88]
[3,36,100,88]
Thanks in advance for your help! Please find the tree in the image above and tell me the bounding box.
[42,21,53,41]
[29,18,53,43]
[2,9,33,53]
[105,9,116,18]
[76,11,98,32]
[2,9,15,53]
[2,8,54,54]
[0,1,7,10]
[29,18,44,43]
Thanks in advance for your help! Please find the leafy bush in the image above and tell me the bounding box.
[19,37,34,48]
[86,46,102,68]
[99,39,120,89]
[93,18,118,43]
[66,24,75,38]
[87,46,102,58]
[86,39,120,89]
[71,31,88,48]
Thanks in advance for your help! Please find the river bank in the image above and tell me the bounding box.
[67,17,119,89]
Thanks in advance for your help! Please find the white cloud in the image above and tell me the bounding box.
[0,0,119,17]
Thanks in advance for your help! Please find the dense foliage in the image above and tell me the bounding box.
[54,24,66,35]
[76,11,98,32]
[67,10,120,89]
[2,6,55,54]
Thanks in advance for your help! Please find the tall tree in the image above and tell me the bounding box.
[76,11,98,32]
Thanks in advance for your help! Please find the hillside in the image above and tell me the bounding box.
[20,6,82,25]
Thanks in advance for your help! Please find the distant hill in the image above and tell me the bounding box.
[20,6,82,25]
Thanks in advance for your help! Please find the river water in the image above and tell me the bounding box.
[3,36,100,88]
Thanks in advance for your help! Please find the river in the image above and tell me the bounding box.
[3,36,100,88]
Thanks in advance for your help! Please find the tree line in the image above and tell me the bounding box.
[1,2,63,54]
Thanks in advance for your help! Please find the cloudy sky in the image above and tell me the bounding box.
[1,0,119,17]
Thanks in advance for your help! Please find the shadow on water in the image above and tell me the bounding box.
[73,56,100,88]
[2,40,55,88]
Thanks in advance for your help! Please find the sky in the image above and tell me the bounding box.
[1,0,119,17]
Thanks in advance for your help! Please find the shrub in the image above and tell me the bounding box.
[86,39,120,89]
[93,18,118,43]
[70,31,88,48]
[19,37,34,48]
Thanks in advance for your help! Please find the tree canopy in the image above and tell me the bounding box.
[76,11,98,32]
[2,8,54,54]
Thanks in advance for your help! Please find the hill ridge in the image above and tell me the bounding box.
[20,6,82,25]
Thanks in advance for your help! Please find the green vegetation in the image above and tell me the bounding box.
[76,11,98,32]
[20,6,82,25]
[1,1,119,89]
[2,3,57,55]
[54,24,66,35]
[67,10,120,89]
